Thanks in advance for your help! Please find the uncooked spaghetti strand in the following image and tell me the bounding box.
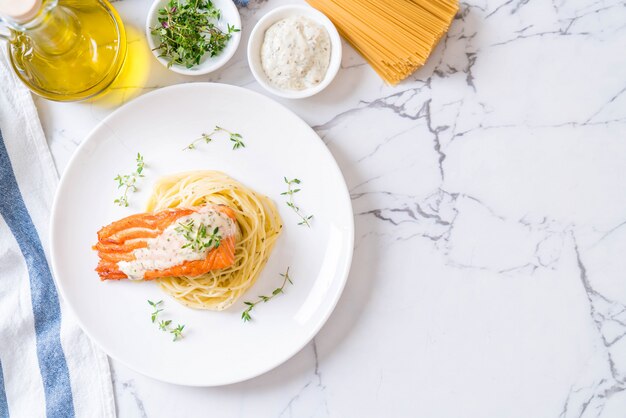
[306,0,458,84]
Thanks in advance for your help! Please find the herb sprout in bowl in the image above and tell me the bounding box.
[146,0,241,75]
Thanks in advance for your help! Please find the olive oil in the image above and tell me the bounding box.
[5,0,126,101]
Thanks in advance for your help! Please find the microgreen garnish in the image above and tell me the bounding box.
[183,125,245,151]
[281,178,313,227]
[147,300,186,342]
[175,220,222,251]
[148,299,163,323]
[114,153,145,207]
[151,0,240,69]
[241,268,293,322]
[170,324,185,341]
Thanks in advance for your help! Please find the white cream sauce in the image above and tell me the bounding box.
[261,16,331,91]
[118,206,235,280]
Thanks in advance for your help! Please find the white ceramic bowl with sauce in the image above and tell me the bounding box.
[145,0,241,76]
[247,5,342,99]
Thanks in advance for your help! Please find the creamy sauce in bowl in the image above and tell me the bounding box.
[260,16,331,91]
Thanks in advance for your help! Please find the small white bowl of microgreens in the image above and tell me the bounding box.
[146,0,241,76]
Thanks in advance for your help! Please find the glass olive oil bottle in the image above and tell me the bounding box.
[0,0,126,101]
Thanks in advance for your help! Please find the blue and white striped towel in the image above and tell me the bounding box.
[0,50,115,417]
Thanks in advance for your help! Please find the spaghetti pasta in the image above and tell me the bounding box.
[145,171,282,310]
[306,0,458,84]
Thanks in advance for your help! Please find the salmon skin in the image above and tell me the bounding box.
[93,205,237,281]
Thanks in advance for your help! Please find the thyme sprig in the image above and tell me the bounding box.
[147,300,186,342]
[175,220,222,251]
[114,153,145,207]
[185,132,214,150]
[281,178,313,227]
[151,0,240,69]
[241,268,293,322]
[183,125,245,151]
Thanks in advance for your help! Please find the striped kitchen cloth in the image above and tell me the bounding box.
[0,50,115,417]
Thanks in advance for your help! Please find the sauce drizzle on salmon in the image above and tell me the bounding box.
[93,205,237,280]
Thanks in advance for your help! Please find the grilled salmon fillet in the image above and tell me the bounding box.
[93,205,237,280]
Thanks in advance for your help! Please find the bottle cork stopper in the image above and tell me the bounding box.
[0,0,42,24]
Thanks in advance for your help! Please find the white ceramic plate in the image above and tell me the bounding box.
[146,0,241,75]
[50,83,353,386]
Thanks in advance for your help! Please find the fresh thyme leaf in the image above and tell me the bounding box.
[282,178,313,227]
[158,319,172,331]
[114,153,145,207]
[241,267,293,323]
[148,299,164,323]
[136,153,144,174]
[170,324,185,341]
[241,310,252,322]
[175,219,195,238]
[183,126,245,151]
[229,133,245,150]
[150,0,239,69]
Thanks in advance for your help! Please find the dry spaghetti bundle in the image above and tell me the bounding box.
[306,0,458,84]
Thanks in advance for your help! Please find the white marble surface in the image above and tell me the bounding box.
[33,0,626,416]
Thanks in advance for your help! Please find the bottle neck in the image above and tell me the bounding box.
[6,0,79,54]
[1,0,52,30]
